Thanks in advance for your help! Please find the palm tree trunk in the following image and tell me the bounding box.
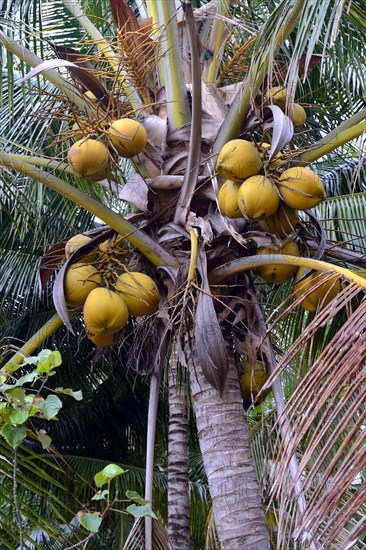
[168,350,190,548]
[189,353,270,549]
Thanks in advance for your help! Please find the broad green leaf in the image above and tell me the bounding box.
[126,504,157,519]
[94,464,125,488]
[2,423,26,448]
[126,490,149,505]
[37,430,52,449]
[91,489,109,501]
[77,511,102,532]
[5,387,26,403]
[0,405,12,424]
[0,375,7,384]
[39,395,63,420]
[9,408,30,425]
[55,388,83,401]
[36,350,62,373]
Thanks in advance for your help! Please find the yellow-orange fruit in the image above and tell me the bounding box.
[265,86,287,107]
[83,287,129,336]
[98,234,129,260]
[240,360,271,402]
[68,139,110,181]
[115,272,160,316]
[259,143,284,168]
[278,167,326,210]
[216,139,262,183]
[237,175,280,220]
[65,234,98,262]
[287,103,306,127]
[217,180,242,218]
[109,118,147,158]
[255,240,300,282]
[258,203,298,238]
[89,332,114,347]
[293,269,340,312]
[64,263,102,307]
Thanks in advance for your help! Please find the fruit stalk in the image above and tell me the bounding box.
[3,314,64,370]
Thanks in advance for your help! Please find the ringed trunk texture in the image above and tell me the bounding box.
[189,355,270,549]
[168,353,190,548]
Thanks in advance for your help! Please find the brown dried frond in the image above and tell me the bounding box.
[265,282,366,548]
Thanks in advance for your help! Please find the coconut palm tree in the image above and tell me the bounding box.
[1,0,366,549]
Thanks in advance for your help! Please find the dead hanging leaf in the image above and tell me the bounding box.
[16,58,110,110]
[110,0,154,78]
[49,43,110,108]
[194,248,229,396]
[304,209,326,261]
[263,105,294,161]
[38,240,68,294]
[118,172,149,211]
[143,114,167,150]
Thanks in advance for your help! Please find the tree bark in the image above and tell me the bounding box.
[168,351,190,548]
[189,354,270,549]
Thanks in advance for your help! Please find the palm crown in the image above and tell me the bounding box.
[0,0,365,549]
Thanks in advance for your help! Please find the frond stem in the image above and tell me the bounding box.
[3,314,64,370]
[209,255,366,287]
[295,119,366,165]
[174,2,202,224]
[0,153,178,269]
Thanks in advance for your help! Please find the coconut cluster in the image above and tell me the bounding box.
[62,233,160,347]
[67,118,147,181]
[216,137,338,310]
[266,86,307,128]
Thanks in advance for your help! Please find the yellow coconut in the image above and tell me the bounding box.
[217,180,242,218]
[109,118,147,158]
[293,268,340,312]
[258,203,298,238]
[259,143,284,168]
[89,332,114,347]
[278,167,326,210]
[265,86,287,107]
[287,103,306,127]
[68,139,110,181]
[83,287,129,336]
[216,139,262,183]
[239,360,270,402]
[65,234,98,263]
[64,263,102,308]
[255,240,300,282]
[237,175,280,221]
[98,234,129,260]
[115,272,160,317]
